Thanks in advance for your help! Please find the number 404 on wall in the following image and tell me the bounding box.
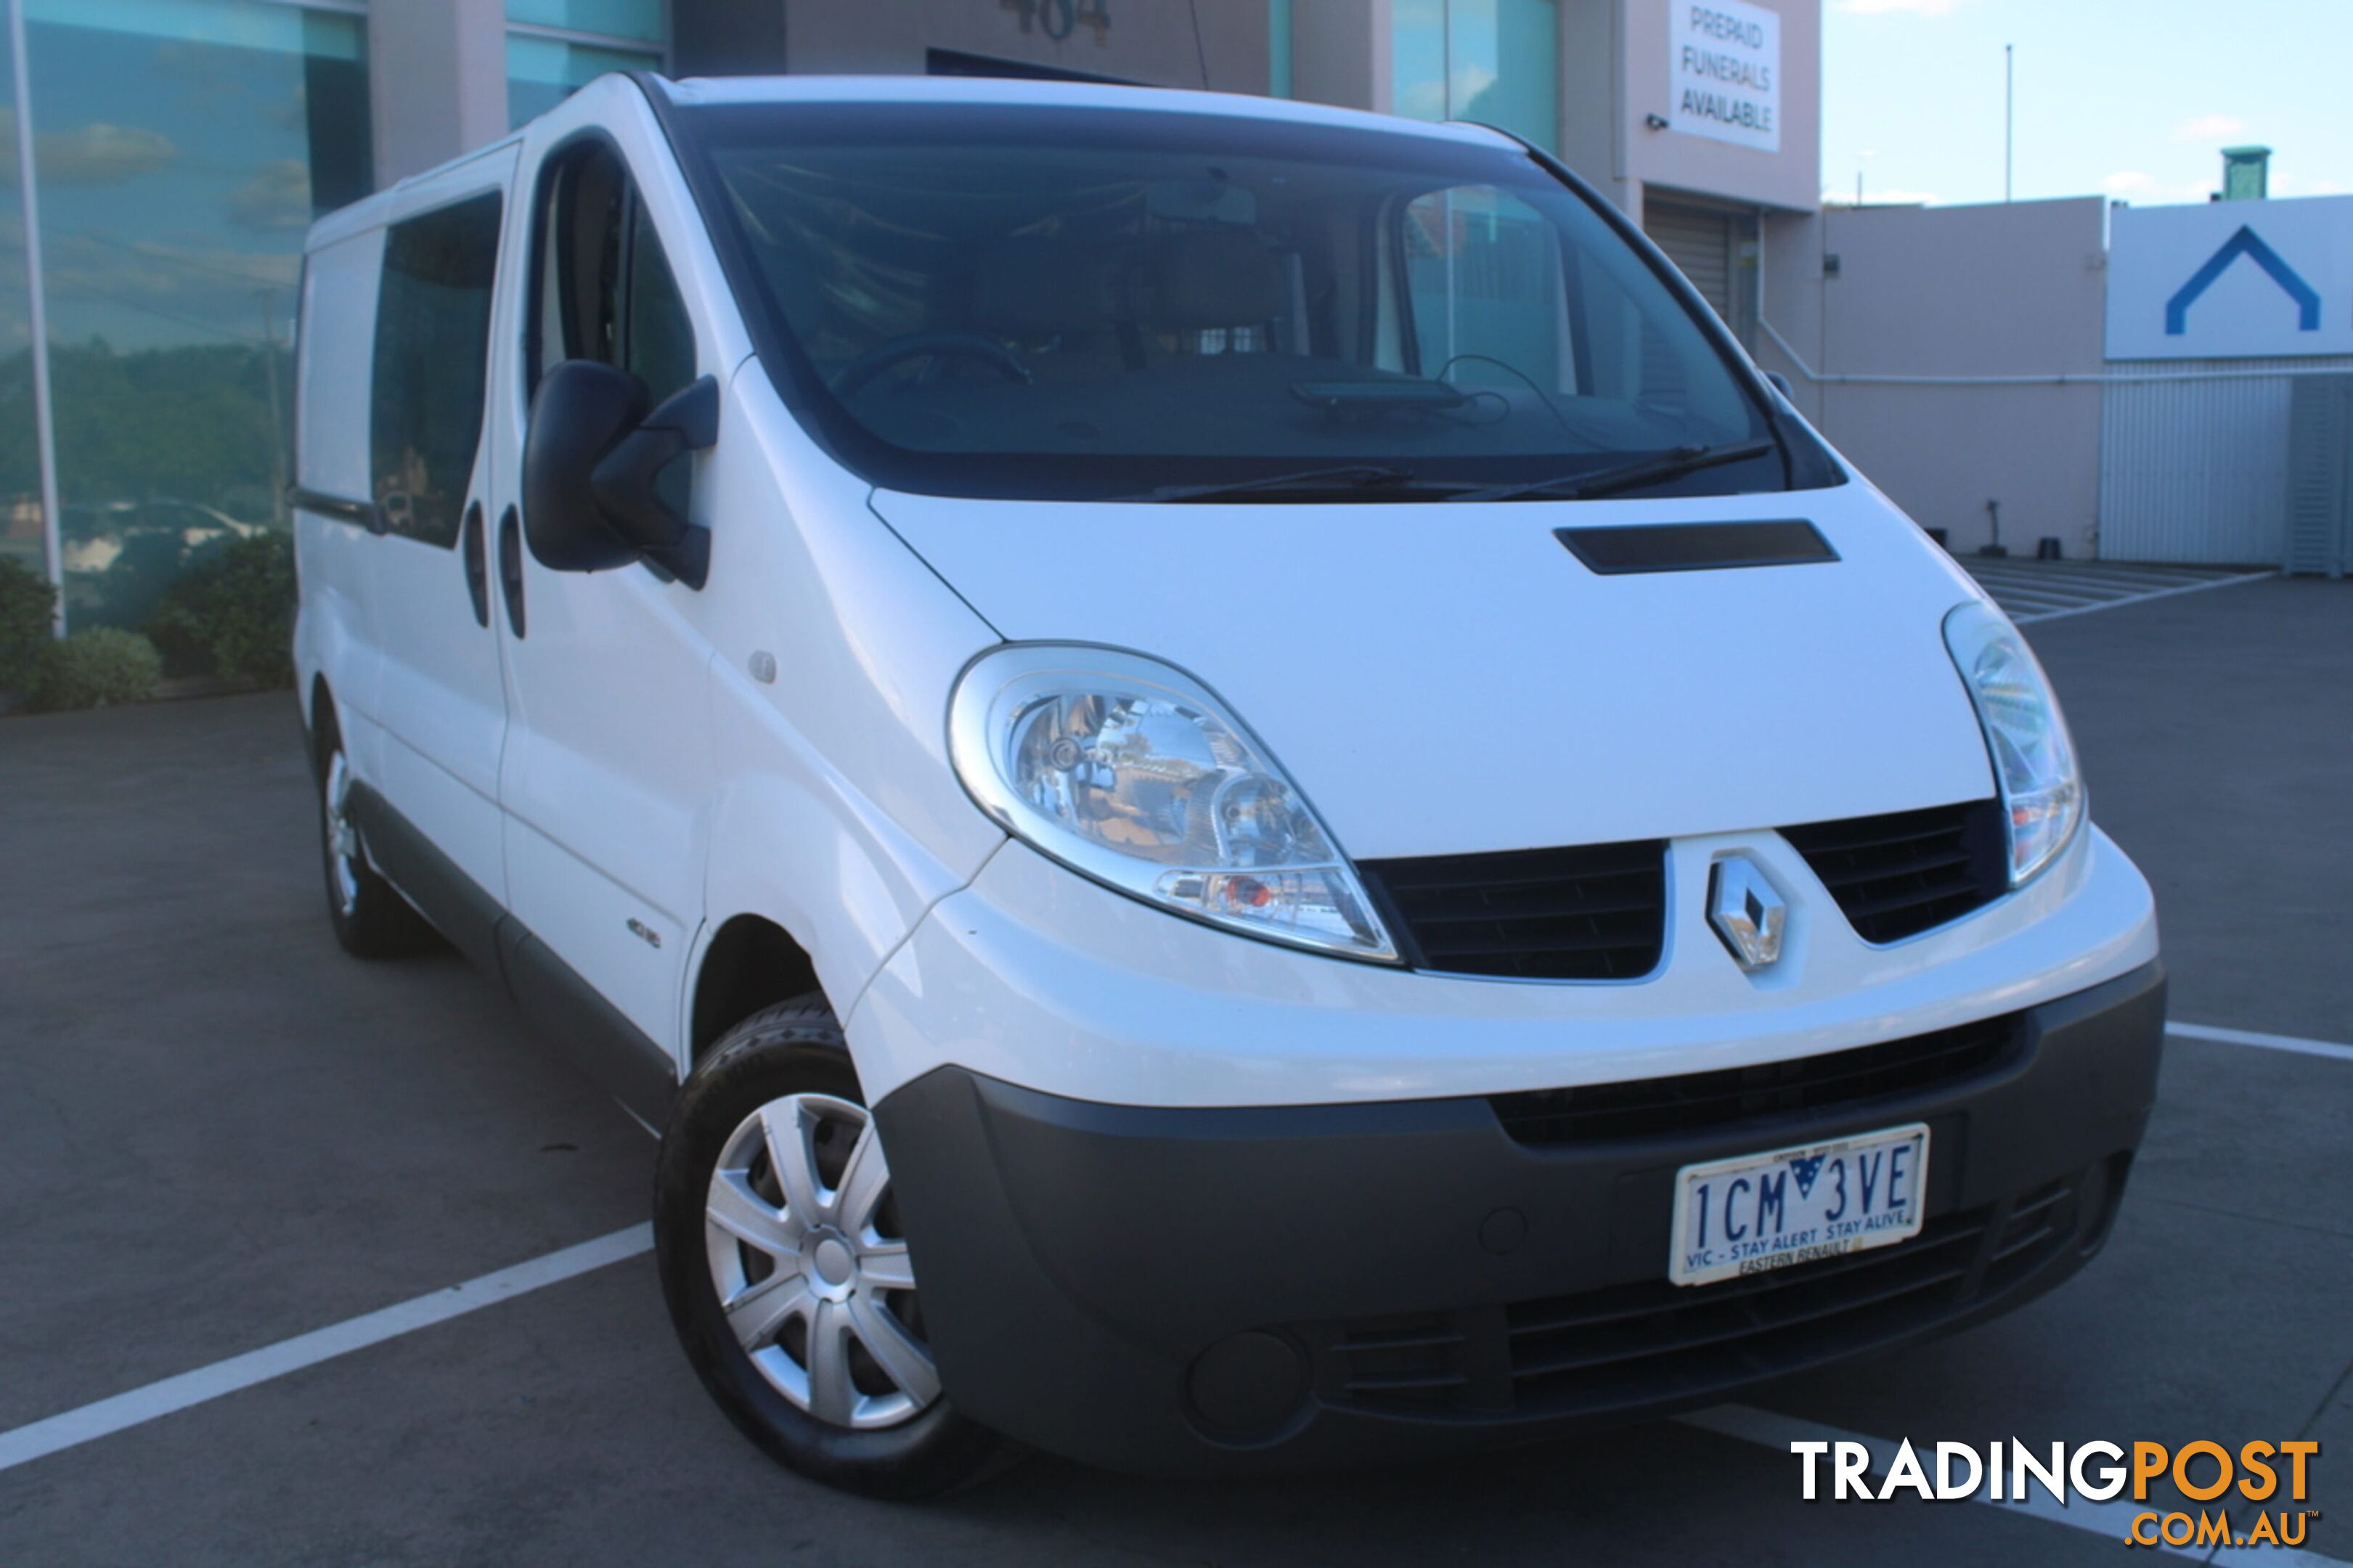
[1003,0,1111,43]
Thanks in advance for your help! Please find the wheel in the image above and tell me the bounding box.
[313,713,435,957]
[655,997,1011,1498]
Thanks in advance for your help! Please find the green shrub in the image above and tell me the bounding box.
[34,626,161,711]
[150,529,295,687]
[0,555,56,693]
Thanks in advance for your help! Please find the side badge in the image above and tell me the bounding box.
[627,918,662,950]
[1707,856,1787,971]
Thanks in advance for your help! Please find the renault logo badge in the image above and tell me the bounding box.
[1708,856,1787,971]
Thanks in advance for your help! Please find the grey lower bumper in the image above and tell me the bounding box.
[874,961,2166,1475]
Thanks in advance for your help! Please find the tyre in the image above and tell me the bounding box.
[655,997,1011,1498]
[312,709,435,958]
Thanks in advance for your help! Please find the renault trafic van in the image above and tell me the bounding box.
[292,73,2164,1497]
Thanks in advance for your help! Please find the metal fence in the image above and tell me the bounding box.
[2099,356,2353,565]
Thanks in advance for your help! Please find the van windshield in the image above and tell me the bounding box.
[678,102,1806,502]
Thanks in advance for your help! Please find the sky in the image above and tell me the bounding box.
[1821,0,2349,209]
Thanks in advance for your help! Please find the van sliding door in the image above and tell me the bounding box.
[362,158,519,963]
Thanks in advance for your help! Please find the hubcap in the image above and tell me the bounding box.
[322,751,362,917]
[703,1093,939,1430]
[812,1236,855,1286]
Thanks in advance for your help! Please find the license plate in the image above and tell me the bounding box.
[1667,1123,1930,1287]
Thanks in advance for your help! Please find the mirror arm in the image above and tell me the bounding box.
[587,375,719,590]
[647,373,719,449]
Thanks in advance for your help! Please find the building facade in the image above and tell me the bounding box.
[1753,187,2353,565]
[0,0,1822,637]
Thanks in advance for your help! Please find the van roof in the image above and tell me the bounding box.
[306,128,527,251]
[305,71,1512,253]
[658,71,1506,147]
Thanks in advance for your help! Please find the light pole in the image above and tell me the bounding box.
[7,0,62,637]
[2005,44,2015,203]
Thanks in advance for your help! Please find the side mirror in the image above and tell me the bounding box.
[522,361,717,588]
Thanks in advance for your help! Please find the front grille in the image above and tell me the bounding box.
[1782,799,2009,943]
[1333,1315,1470,1408]
[1503,1206,1999,1413]
[1487,1013,2020,1146]
[1356,838,1666,981]
[1325,1172,2094,1421]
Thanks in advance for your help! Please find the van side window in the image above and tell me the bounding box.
[371,193,502,548]
[627,200,695,404]
[532,144,695,404]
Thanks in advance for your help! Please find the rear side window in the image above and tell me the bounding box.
[371,193,502,547]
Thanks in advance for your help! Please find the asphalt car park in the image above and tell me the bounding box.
[0,572,2346,1566]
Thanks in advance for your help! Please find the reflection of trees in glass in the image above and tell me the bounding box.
[0,338,291,632]
[8,4,372,633]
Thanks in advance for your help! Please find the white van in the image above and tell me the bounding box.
[293,73,2164,1495]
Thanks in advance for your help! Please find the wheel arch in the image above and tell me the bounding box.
[306,674,335,769]
[690,913,824,1064]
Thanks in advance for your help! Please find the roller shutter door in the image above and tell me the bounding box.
[1643,202,1735,323]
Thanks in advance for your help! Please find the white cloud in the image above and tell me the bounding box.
[229,159,314,231]
[2171,113,2247,144]
[1838,0,1976,15]
[0,110,180,184]
[2271,169,2351,197]
[2100,170,2212,204]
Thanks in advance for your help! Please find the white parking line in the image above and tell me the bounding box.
[1680,1405,2347,1565]
[2169,1022,2353,1065]
[2008,571,2272,625]
[1953,559,2272,626]
[0,1224,653,1475]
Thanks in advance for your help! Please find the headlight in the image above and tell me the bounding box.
[1942,602,2084,886]
[948,645,1398,962]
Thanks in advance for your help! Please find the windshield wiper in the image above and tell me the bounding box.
[1453,438,1780,505]
[1121,464,1448,504]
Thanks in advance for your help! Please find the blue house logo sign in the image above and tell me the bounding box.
[2166,225,2323,336]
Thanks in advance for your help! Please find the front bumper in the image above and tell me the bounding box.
[872,960,2166,1475]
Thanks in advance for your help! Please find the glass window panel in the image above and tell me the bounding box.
[1268,0,1292,98]
[371,195,501,550]
[505,0,664,46]
[26,0,361,56]
[1390,0,1556,152]
[1478,0,1557,152]
[507,32,661,129]
[26,0,372,637]
[687,102,1773,499]
[1445,0,1497,127]
[1390,0,1445,124]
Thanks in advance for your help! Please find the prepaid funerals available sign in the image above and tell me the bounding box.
[1671,1,1781,153]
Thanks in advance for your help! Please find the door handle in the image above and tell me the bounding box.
[460,502,490,628]
[497,505,526,638]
